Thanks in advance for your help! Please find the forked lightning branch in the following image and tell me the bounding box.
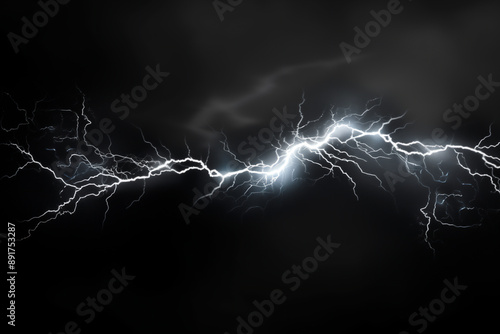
[1,93,499,252]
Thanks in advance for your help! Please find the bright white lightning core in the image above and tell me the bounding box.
[2,93,499,251]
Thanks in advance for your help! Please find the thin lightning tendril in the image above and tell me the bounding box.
[1,92,499,252]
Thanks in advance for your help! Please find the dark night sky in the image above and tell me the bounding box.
[1,1,500,333]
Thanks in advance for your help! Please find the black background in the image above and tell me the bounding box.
[1,0,500,333]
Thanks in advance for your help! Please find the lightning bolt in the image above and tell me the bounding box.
[2,91,499,252]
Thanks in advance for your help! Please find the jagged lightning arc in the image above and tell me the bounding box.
[1,92,499,251]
